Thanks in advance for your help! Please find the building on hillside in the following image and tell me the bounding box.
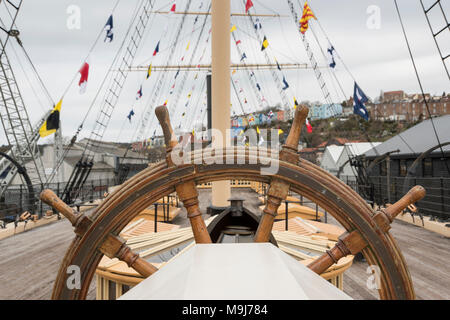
[368,91,449,122]
[382,90,406,102]
[231,109,286,128]
[363,115,450,219]
[309,104,343,120]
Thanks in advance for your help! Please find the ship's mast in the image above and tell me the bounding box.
[211,0,231,207]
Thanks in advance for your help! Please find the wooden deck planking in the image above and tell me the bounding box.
[0,189,448,300]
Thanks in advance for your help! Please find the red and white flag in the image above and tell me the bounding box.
[306,119,313,133]
[245,0,254,13]
[78,61,90,94]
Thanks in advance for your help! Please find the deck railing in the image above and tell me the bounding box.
[0,178,118,226]
[341,175,450,222]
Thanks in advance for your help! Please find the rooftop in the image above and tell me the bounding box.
[365,115,450,157]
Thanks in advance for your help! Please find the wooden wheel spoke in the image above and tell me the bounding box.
[254,105,309,242]
[175,180,212,243]
[40,189,157,278]
[155,105,211,244]
[99,234,157,277]
[308,186,426,275]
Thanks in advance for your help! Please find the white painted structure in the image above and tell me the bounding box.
[120,243,351,300]
[320,145,344,175]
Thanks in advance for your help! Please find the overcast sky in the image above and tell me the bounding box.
[0,0,449,145]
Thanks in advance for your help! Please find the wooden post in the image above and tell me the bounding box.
[211,0,231,207]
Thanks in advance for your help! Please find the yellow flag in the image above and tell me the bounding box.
[294,97,299,109]
[146,63,152,79]
[230,25,237,32]
[261,36,269,51]
[39,99,62,138]
[256,126,260,134]
[232,69,237,75]
[186,41,190,51]
[278,129,284,135]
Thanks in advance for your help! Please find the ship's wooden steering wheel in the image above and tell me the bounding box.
[41,105,425,300]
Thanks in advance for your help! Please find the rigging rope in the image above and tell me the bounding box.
[394,0,450,175]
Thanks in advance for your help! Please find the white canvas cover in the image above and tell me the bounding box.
[120,243,352,300]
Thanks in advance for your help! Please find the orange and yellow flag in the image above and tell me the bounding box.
[300,1,316,34]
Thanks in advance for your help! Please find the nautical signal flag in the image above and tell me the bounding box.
[245,0,254,13]
[153,41,160,56]
[170,2,176,13]
[127,110,135,122]
[104,15,114,42]
[294,97,299,109]
[306,119,313,133]
[39,100,62,138]
[136,85,143,100]
[353,82,369,121]
[261,36,269,51]
[236,40,242,45]
[78,61,90,94]
[254,18,262,30]
[328,45,336,68]
[276,59,281,71]
[282,77,289,90]
[300,1,316,34]
[256,83,261,91]
[147,64,152,79]
[230,25,237,33]
[278,128,284,135]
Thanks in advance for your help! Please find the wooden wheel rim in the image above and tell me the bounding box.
[52,150,414,300]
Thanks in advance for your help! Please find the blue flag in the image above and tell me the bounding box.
[327,45,336,68]
[104,15,114,42]
[256,83,261,91]
[127,110,135,122]
[353,82,369,121]
[282,77,289,90]
[153,41,160,56]
[240,53,247,61]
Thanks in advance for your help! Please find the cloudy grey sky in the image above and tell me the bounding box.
[0,0,449,145]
